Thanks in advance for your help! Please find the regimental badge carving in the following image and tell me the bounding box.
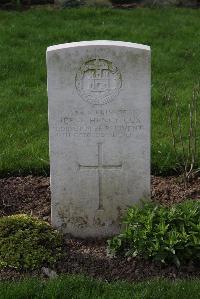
[75,58,122,105]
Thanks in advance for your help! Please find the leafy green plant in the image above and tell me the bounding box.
[108,200,200,267]
[0,214,64,270]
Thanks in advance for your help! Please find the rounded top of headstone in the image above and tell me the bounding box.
[47,40,150,53]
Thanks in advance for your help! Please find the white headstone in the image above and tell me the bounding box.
[47,40,151,238]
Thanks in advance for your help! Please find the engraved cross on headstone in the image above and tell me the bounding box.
[78,143,122,210]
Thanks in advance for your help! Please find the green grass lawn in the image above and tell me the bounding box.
[0,7,200,176]
[0,275,200,299]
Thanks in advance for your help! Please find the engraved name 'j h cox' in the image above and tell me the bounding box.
[47,41,151,238]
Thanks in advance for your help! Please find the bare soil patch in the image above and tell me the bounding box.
[0,175,199,281]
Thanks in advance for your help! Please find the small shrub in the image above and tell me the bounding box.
[0,214,64,270]
[165,86,200,185]
[108,200,200,267]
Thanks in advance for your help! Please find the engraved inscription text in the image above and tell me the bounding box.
[54,108,144,138]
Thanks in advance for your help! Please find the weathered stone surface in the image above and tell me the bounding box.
[47,40,151,238]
